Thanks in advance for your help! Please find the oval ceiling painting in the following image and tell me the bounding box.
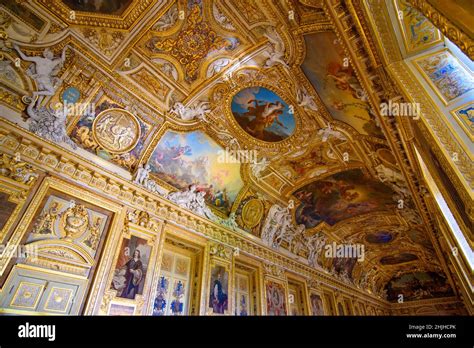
[365,231,394,244]
[380,253,418,265]
[231,87,296,142]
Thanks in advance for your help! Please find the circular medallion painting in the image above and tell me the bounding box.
[92,109,140,154]
[231,87,296,142]
[61,86,81,104]
[241,198,264,228]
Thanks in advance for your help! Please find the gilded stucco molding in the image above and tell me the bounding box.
[345,0,383,68]
[389,61,474,190]
[363,0,403,64]
[361,0,473,234]
[0,118,391,307]
[361,2,474,201]
[321,0,464,301]
[405,0,474,60]
[37,0,159,30]
[360,1,473,212]
[392,295,463,309]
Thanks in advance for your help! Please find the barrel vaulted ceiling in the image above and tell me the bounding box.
[0,0,461,303]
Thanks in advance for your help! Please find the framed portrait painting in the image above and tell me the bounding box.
[110,235,152,300]
[265,280,287,316]
[208,264,229,315]
[310,293,325,316]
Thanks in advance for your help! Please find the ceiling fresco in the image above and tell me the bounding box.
[379,253,419,266]
[385,271,454,302]
[302,32,384,138]
[148,130,244,214]
[0,0,462,304]
[294,168,396,229]
[394,0,442,54]
[62,0,134,15]
[231,86,296,142]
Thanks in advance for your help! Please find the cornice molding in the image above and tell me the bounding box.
[406,0,474,60]
[0,118,390,308]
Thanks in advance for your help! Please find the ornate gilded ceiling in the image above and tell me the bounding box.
[0,0,464,304]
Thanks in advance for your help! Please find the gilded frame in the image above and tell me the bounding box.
[234,254,263,316]
[9,281,45,310]
[412,48,474,106]
[0,176,126,290]
[308,290,327,316]
[99,221,161,315]
[91,108,142,155]
[206,244,234,316]
[43,286,75,313]
[147,224,207,316]
[223,81,302,150]
[450,102,474,142]
[0,176,31,243]
[263,276,289,316]
[322,289,337,316]
[286,275,311,315]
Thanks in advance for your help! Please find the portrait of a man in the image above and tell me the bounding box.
[310,293,324,316]
[209,265,229,314]
[111,236,151,299]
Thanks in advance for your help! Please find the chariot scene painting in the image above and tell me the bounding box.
[231,87,296,142]
[294,169,395,229]
[148,130,244,214]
